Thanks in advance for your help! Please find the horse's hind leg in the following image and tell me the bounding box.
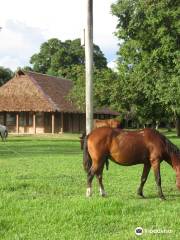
[95,156,108,197]
[97,174,107,197]
[86,169,95,197]
[137,163,151,198]
[96,167,107,197]
[86,157,107,197]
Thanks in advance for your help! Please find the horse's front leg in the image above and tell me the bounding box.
[151,160,165,200]
[137,163,151,198]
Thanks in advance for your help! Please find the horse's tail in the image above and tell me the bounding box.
[79,132,86,150]
[83,135,92,173]
[105,158,109,170]
[83,134,109,172]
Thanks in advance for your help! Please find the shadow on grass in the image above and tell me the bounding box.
[141,193,180,200]
[5,138,79,143]
[1,183,30,192]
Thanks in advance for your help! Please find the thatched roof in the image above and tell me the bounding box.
[0,70,119,115]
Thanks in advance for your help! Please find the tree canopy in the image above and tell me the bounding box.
[0,66,13,86]
[30,38,108,79]
[111,0,180,134]
[69,67,118,111]
[29,38,117,112]
[27,2,180,135]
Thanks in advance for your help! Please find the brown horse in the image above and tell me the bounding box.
[80,119,121,150]
[83,127,180,200]
[94,119,121,129]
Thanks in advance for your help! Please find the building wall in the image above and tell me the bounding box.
[0,112,44,134]
[0,111,116,134]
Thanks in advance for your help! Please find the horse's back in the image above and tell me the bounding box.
[88,127,115,145]
[110,129,150,165]
[0,124,6,130]
[87,127,145,165]
[87,127,167,166]
[111,128,168,164]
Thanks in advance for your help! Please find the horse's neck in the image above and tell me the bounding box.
[164,157,173,167]
[170,153,180,169]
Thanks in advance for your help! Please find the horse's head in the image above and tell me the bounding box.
[172,153,180,190]
[175,160,180,191]
[79,132,86,150]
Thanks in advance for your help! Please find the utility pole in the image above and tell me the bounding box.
[85,0,93,134]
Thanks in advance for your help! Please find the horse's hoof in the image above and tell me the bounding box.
[160,196,166,201]
[100,192,107,197]
[137,193,145,199]
[140,195,146,199]
[86,194,92,198]
[100,189,107,197]
[86,188,92,197]
[86,192,92,197]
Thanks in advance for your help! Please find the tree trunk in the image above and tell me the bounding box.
[125,120,129,129]
[176,116,180,137]
[155,120,159,130]
[166,123,171,132]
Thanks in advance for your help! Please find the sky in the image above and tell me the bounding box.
[0,0,119,71]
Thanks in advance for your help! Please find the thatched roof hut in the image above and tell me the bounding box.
[0,70,119,133]
[0,70,78,112]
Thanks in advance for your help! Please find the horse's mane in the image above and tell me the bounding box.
[158,131,180,157]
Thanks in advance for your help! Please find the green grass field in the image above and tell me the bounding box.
[0,131,179,240]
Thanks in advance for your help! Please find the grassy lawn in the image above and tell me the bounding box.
[0,131,179,240]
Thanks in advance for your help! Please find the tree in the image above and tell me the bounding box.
[29,38,116,111]
[30,38,107,78]
[111,0,180,135]
[0,66,13,86]
[69,66,119,111]
[22,66,33,71]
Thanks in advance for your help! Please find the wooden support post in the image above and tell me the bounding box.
[71,114,73,133]
[85,0,93,134]
[3,112,6,125]
[16,113,19,134]
[33,113,36,134]
[60,112,64,133]
[3,112,5,125]
[78,113,81,133]
[52,113,55,134]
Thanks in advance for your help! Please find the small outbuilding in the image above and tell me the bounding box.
[0,70,119,134]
